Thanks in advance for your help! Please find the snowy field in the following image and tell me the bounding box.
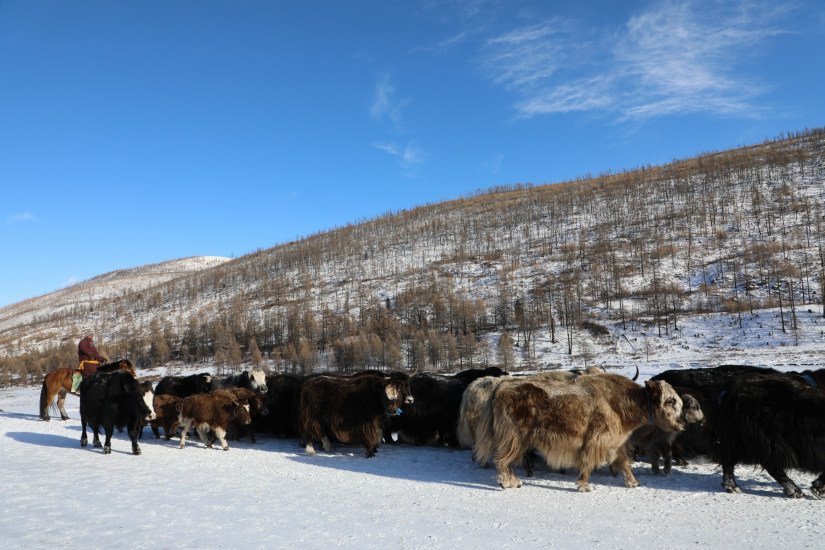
[2,370,824,550]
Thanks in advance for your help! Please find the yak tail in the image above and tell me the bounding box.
[472,388,498,466]
[456,390,475,450]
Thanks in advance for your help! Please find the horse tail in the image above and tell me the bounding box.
[39,376,52,420]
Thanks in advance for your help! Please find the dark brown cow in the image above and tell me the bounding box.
[212,388,269,444]
[475,374,685,491]
[299,372,413,458]
[178,393,251,450]
[139,394,183,440]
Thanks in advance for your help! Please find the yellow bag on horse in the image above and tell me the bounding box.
[71,361,100,393]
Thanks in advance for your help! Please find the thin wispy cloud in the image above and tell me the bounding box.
[413,27,483,55]
[370,74,408,128]
[7,212,36,224]
[57,276,78,290]
[481,1,789,121]
[482,153,503,174]
[373,141,424,165]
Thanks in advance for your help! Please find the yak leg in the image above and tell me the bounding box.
[764,462,803,498]
[129,419,142,455]
[152,424,161,439]
[80,419,88,447]
[721,464,742,493]
[672,440,689,466]
[102,422,114,454]
[321,436,332,453]
[649,444,662,475]
[576,469,593,492]
[523,450,536,477]
[494,441,524,489]
[612,449,640,488]
[661,441,674,475]
[56,388,70,420]
[213,427,230,450]
[810,473,825,499]
[179,419,193,448]
[196,425,212,448]
[92,424,103,448]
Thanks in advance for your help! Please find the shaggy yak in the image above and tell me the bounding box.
[474,373,684,492]
[457,366,622,451]
[389,367,508,447]
[299,372,413,458]
[707,369,825,498]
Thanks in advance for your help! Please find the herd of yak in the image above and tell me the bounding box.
[40,361,825,499]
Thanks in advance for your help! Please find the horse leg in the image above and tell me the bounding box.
[39,378,53,421]
[57,388,70,420]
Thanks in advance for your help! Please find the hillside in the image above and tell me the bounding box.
[1,129,824,381]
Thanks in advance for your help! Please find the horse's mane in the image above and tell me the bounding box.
[98,359,134,372]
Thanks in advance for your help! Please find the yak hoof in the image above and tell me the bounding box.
[809,487,823,500]
[222,446,229,451]
[723,483,742,494]
[42,416,50,422]
[94,441,103,448]
[577,483,593,493]
[625,479,640,488]
[80,440,87,448]
[783,486,804,499]
[103,446,111,455]
[304,444,316,456]
[675,458,688,466]
[133,448,142,455]
[61,416,69,421]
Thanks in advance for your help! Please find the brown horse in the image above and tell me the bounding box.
[39,359,137,421]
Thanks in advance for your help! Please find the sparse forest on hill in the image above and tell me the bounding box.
[1,128,824,383]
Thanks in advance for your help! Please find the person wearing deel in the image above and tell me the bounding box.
[71,331,107,394]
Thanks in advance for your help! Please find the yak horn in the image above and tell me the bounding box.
[601,367,607,373]
[411,366,419,377]
[631,365,639,382]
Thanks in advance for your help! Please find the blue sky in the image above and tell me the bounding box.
[1,0,824,308]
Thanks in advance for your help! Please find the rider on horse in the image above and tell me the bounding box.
[71,330,108,394]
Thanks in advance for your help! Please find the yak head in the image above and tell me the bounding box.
[644,380,685,432]
[679,393,704,426]
[247,369,268,393]
[134,381,157,422]
[252,393,270,417]
[382,372,414,416]
[197,374,213,394]
[231,399,252,425]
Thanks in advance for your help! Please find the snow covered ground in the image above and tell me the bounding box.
[2,369,824,549]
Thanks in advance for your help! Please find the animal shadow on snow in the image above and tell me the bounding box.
[6,431,78,449]
[283,441,498,491]
[617,458,805,499]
